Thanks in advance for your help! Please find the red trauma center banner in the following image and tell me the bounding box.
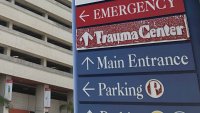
[76,15,189,50]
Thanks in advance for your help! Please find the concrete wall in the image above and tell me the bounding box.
[12,92,68,113]
[49,99,68,113]
[0,26,73,67]
[0,55,73,89]
[12,92,35,111]
[0,0,73,89]
[24,0,72,22]
[0,1,73,112]
[0,1,72,44]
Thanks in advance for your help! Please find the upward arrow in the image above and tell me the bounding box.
[175,111,185,113]
[80,32,94,47]
[81,57,94,70]
[87,110,93,113]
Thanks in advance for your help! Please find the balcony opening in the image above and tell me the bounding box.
[0,46,4,54]
[13,83,36,95]
[54,0,71,8]
[15,0,44,17]
[48,15,71,29]
[47,61,71,73]
[47,38,72,50]
[51,91,67,101]
[13,25,43,40]
[11,50,42,65]
[0,19,8,27]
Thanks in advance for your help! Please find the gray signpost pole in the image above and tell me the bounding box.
[73,0,200,113]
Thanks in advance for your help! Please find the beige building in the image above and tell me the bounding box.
[0,0,73,113]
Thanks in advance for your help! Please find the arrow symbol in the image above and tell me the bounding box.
[80,10,89,22]
[83,82,95,97]
[87,110,92,113]
[152,111,163,113]
[81,57,94,70]
[80,32,93,47]
[175,111,185,113]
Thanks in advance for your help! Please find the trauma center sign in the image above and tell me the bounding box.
[77,15,189,50]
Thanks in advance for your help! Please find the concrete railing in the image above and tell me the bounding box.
[0,1,72,44]
[0,54,73,89]
[0,26,73,66]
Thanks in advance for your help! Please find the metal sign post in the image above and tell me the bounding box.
[73,0,200,113]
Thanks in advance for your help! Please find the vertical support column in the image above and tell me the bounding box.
[41,58,47,67]
[67,90,73,113]
[70,68,73,74]
[67,90,73,103]
[44,13,48,19]
[36,84,50,113]
[10,0,15,4]
[43,35,48,42]
[8,22,13,29]
[0,75,12,113]
[4,47,11,56]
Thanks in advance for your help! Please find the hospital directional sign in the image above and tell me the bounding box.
[76,0,185,27]
[74,0,200,113]
[78,73,200,103]
[78,43,195,75]
[79,104,200,113]
[77,15,189,50]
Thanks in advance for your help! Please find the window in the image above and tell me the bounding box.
[54,0,71,8]
[15,0,44,16]
[0,19,8,27]
[11,50,42,65]
[47,61,71,73]
[13,83,36,95]
[51,91,67,101]
[0,46,4,54]
[48,15,71,28]
[47,38,72,50]
[13,25,43,40]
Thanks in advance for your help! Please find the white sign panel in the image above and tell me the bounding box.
[4,80,13,101]
[75,0,104,6]
[44,88,51,108]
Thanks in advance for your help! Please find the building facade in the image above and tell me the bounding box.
[0,0,73,113]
